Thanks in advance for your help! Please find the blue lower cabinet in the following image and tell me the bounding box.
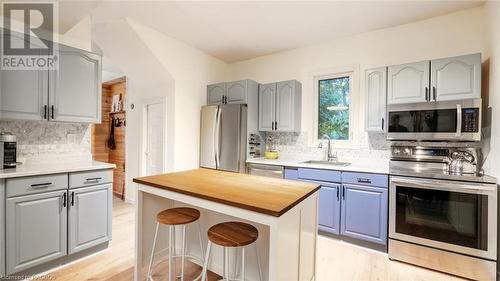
[318,185,341,235]
[340,184,388,245]
[284,168,299,180]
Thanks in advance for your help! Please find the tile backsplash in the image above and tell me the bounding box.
[0,120,92,163]
[264,131,390,160]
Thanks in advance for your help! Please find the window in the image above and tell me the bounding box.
[318,75,351,140]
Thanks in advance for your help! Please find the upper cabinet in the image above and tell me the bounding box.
[387,53,481,105]
[365,67,387,132]
[258,80,301,132]
[258,83,276,132]
[387,61,429,105]
[207,79,258,105]
[430,53,481,101]
[0,32,48,121]
[0,31,102,123]
[49,45,102,123]
[207,82,225,105]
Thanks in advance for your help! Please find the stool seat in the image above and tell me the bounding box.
[156,207,200,225]
[208,221,258,247]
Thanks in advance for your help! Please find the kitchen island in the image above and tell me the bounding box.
[133,168,320,281]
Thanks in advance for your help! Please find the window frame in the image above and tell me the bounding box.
[311,65,360,149]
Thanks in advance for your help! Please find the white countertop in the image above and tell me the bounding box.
[246,157,390,174]
[0,160,116,179]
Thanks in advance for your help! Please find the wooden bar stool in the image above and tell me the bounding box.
[201,222,262,281]
[147,207,205,281]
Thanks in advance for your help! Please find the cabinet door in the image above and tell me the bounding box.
[365,67,387,132]
[207,83,225,105]
[226,80,247,104]
[0,32,48,121]
[49,45,101,123]
[318,185,341,235]
[6,190,67,274]
[387,61,429,104]
[341,184,387,245]
[275,80,298,132]
[68,184,112,254]
[258,83,276,131]
[431,54,481,101]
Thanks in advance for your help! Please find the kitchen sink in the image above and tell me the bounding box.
[301,160,351,167]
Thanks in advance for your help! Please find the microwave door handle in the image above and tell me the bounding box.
[456,104,462,137]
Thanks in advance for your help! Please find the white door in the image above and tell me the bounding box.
[145,102,165,176]
[365,67,387,132]
[387,61,430,104]
[431,53,481,101]
[207,83,225,105]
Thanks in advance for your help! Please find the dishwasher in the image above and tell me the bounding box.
[247,163,283,179]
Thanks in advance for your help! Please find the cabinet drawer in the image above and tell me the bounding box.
[6,173,68,198]
[342,172,388,188]
[297,168,341,183]
[69,169,113,189]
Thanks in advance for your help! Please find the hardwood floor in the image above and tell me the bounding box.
[47,198,466,281]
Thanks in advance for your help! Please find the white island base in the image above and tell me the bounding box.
[135,183,318,281]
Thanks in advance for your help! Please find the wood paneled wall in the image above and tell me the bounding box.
[92,77,127,199]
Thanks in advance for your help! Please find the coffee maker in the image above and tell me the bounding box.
[0,133,17,169]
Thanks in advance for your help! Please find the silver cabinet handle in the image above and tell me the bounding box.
[30,182,53,189]
[357,178,372,184]
[85,177,102,183]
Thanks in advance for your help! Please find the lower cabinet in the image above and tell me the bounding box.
[341,184,388,244]
[318,185,341,235]
[6,189,68,274]
[285,167,388,246]
[68,184,112,254]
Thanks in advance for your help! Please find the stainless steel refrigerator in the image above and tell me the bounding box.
[200,104,247,173]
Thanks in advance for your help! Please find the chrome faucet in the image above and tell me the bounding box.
[323,136,337,162]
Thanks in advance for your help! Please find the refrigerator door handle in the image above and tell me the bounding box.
[214,106,221,168]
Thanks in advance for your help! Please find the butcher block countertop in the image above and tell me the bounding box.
[133,168,320,217]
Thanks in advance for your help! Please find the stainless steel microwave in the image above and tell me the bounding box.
[386,99,481,141]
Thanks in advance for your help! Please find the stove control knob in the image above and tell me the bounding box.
[404,148,411,156]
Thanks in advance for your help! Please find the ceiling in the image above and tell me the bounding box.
[58,1,484,63]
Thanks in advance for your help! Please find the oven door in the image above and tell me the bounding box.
[389,176,497,260]
[386,99,481,141]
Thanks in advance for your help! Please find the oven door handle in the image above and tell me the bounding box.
[456,104,462,137]
[391,177,496,194]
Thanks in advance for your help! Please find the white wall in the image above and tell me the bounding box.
[92,19,227,202]
[484,2,500,178]
[227,7,486,147]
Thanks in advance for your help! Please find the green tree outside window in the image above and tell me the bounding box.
[318,76,350,140]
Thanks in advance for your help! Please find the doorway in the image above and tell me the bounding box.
[91,76,127,200]
[141,97,166,176]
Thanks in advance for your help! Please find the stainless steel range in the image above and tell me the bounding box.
[388,144,497,281]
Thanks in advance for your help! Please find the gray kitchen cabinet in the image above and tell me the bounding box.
[6,189,68,274]
[0,31,48,121]
[387,61,430,104]
[365,67,387,132]
[258,83,276,131]
[207,82,226,105]
[49,45,102,123]
[259,80,301,132]
[207,80,258,105]
[68,184,112,254]
[430,53,481,101]
[226,80,247,104]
